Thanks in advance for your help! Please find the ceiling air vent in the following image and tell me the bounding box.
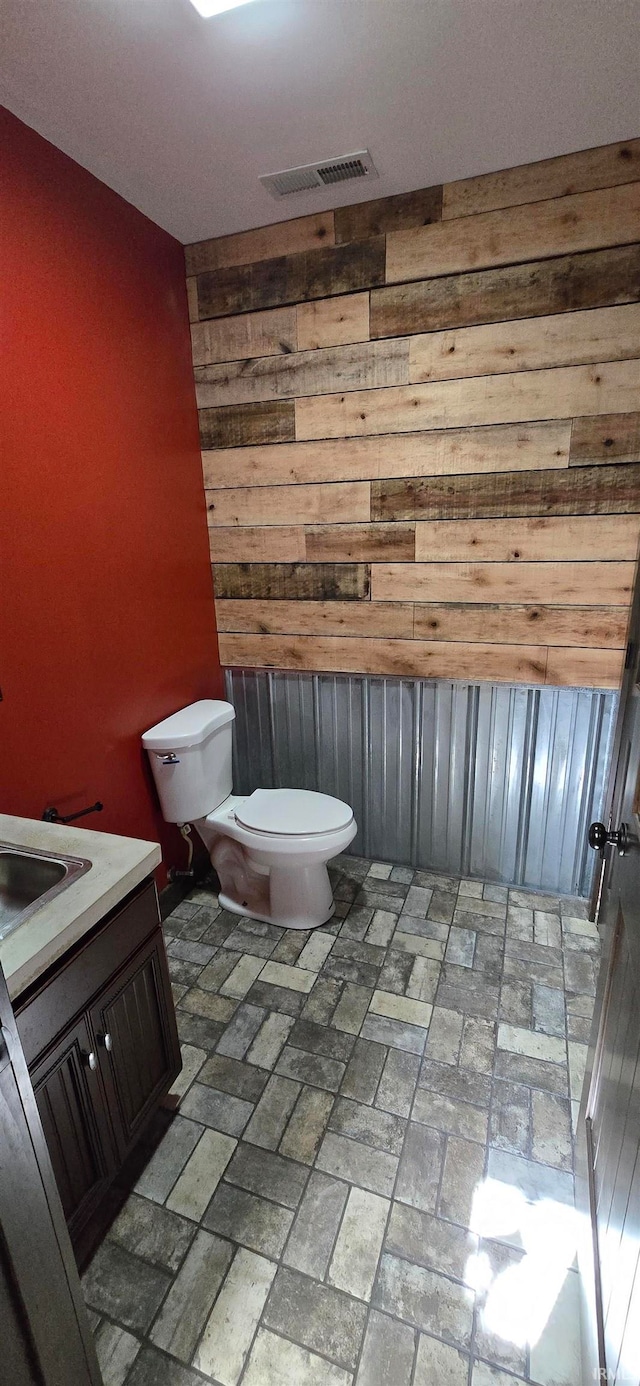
[260,150,378,199]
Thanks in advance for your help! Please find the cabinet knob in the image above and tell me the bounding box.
[98,1032,113,1052]
[82,1050,98,1071]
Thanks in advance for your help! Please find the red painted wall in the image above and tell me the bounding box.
[0,108,223,878]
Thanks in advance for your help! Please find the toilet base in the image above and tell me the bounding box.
[219,861,335,931]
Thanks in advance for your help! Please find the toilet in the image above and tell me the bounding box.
[142,700,357,930]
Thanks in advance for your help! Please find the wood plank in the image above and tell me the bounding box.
[191,307,297,367]
[212,563,370,600]
[569,412,640,466]
[443,139,640,221]
[372,462,640,522]
[199,400,295,449]
[195,237,385,319]
[544,646,625,688]
[371,561,635,607]
[295,360,640,441]
[296,293,370,351]
[202,420,570,488]
[335,186,443,243]
[208,527,305,563]
[185,211,335,275]
[206,481,370,527]
[195,338,409,407]
[409,304,640,384]
[413,603,629,649]
[215,598,414,638]
[218,632,548,684]
[414,515,640,563]
[305,523,415,562]
[370,243,640,339]
[386,182,640,285]
[186,276,199,323]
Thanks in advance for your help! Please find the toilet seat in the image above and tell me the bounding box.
[234,787,353,837]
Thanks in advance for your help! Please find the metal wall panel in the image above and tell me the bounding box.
[225,669,617,897]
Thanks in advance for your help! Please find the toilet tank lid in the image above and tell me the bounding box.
[142,700,235,751]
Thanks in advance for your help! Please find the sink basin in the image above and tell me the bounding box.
[0,841,92,941]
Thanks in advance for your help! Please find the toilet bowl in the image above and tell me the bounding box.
[142,701,357,930]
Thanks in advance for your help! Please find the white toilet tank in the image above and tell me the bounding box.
[142,700,235,823]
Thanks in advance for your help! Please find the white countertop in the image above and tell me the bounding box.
[0,814,162,1001]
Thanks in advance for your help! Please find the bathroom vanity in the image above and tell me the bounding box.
[0,815,180,1265]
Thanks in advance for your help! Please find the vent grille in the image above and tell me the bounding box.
[260,150,378,199]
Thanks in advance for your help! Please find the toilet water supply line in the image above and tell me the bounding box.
[169,822,195,883]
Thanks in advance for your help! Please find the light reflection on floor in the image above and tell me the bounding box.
[468,1178,581,1357]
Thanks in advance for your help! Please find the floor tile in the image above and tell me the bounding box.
[289,1015,356,1062]
[243,1328,352,1386]
[490,1079,531,1156]
[126,1345,207,1386]
[375,1047,420,1117]
[341,1036,387,1103]
[412,1088,489,1143]
[402,885,433,917]
[297,929,336,971]
[94,1321,141,1386]
[386,1201,476,1282]
[366,909,399,947]
[301,973,344,1022]
[497,1023,566,1065]
[198,1052,268,1102]
[168,938,216,967]
[486,1147,574,1205]
[332,981,373,1033]
[179,1081,253,1137]
[531,1089,573,1170]
[220,953,265,998]
[418,1058,491,1107]
[393,930,445,960]
[494,1048,569,1095]
[406,954,441,1002]
[216,1002,267,1058]
[167,1044,207,1101]
[166,1128,236,1220]
[424,1007,463,1064]
[329,1186,390,1301]
[203,1182,293,1258]
[378,948,416,995]
[248,978,307,1017]
[395,1122,445,1213]
[446,926,477,967]
[263,1264,367,1370]
[414,1332,470,1386]
[194,1246,276,1384]
[374,1252,474,1349]
[459,1016,496,1074]
[197,951,239,992]
[283,1170,349,1279]
[176,1011,225,1052]
[279,1084,334,1164]
[317,1130,398,1197]
[529,1266,582,1386]
[149,1228,232,1361]
[355,1308,416,1386]
[260,959,317,992]
[109,1193,194,1272]
[368,861,394,879]
[244,1073,301,1150]
[438,1136,486,1226]
[360,1012,428,1055]
[224,1141,309,1207]
[471,1365,527,1386]
[134,1115,203,1205]
[82,1240,171,1334]
[329,1094,406,1155]
[370,988,433,1028]
[568,1040,588,1103]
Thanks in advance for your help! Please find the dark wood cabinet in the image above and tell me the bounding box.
[14,878,180,1259]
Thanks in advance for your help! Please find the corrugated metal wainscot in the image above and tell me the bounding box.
[225,669,617,897]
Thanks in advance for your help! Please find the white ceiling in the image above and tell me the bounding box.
[1,0,639,245]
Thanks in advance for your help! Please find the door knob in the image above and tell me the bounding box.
[588,821,629,857]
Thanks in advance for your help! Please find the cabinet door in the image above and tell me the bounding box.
[29,1015,116,1252]
[90,929,180,1158]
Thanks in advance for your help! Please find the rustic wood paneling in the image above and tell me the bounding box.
[413,603,629,648]
[372,462,640,521]
[208,527,306,563]
[372,561,634,607]
[190,139,640,689]
[196,238,385,319]
[544,646,625,688]
[215,598,414,638]
[218,632,549,684]
[414,515,640,563]
[206,480,370,527]
[199,400,295,449]
[296,293,370,351]
[195,338,409,407]
[409,303,640,384]
[191,306,297,367]
[202,420,570,488]
[569,412,640,466]
[185,211,335,275]
[212,563,370,600]
[370,243,640,339]
[335,186,443,243]
[305,522,415,563]
[442,139,640,220]
[295,360,640,441]
[387,183,640,285]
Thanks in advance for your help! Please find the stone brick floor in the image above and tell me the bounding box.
[82,855,600,1386]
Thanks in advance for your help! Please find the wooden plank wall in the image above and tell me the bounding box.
[186,139,640,688]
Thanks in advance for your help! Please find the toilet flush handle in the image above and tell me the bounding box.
[157,753,180,765]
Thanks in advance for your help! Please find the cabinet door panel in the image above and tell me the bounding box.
[90,931,180,1157]
[30,1017,115,1240]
